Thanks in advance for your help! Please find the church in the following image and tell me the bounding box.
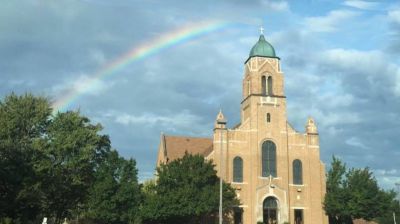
[156,31,329,224]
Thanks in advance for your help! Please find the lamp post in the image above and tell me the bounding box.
[217,117,227,224]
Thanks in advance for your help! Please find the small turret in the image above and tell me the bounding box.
[306,117,318,134]
[214,109,227,129]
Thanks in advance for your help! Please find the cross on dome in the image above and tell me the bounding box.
[259,26,264,35]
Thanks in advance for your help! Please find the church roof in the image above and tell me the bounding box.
[163,135,213,161]
[246,34,279,62]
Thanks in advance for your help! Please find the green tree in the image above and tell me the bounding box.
[140,153,239,224]
[37,111,112,223]
[0,93,142,224]
[82,150,142,224]
[345,168,392,221]
[0,93,51,223]
[375,193,400,224]
[324,156,395,224]
[324,156,351,224]
[116,158,142,223]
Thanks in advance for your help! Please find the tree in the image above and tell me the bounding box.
[116,158,142,223]
[82,150,142,224]
[324,156,352,224]
[0,93,141,224]
[37,111,112,223]
[345,168,392,221]
[0,93,51,223]
[324,156,395,224]
[140,153,239,224]
[375,193,400,224]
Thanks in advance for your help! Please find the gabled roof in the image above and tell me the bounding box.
[163,135,213,161]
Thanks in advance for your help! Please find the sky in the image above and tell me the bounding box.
[1,0,400,190]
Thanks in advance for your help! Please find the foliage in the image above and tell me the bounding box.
[140,153,239,224]
[345,168,392,220]
[324,156,351,224]
[82,150,142,224]
[0,93,141,224]
[375,195,400,224]
[0,93,51,223]
[324,156,396,224]
[37,111,112,223]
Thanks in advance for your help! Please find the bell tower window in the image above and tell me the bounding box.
[267,76,273,95]
[267,113,271,123]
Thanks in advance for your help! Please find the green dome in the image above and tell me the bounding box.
[247,35,279,62]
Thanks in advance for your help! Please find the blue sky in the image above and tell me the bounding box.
[1,0,400,189]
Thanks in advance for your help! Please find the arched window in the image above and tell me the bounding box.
[233,156,243,182]
[262,141,277,177]
[263,197,278,209]
[267,76,273,95]
[293,159,303,185]
[261,76,266,95]
[267,113,271,123]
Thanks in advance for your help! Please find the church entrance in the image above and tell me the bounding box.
[263,197,278,224]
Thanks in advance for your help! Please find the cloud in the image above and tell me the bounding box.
[388,9,400,24]
[343,0,378,10]
[113,110,200,127]
[386,8,400,55]
[375,169,400,176]
[318,49,400,97]
[374,169,400,189]
[89,49,107,65]
[52,74,116,97]
[105,110,212,136]
[304,10,360,32]
[261,0,289,11]
[345,136,369,149]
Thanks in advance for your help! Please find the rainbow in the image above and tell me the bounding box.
[53,20,231,111]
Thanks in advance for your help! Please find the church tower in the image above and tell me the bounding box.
[241,31,287,145]
[211,30,328,224]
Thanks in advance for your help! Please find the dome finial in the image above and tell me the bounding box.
[259,26,264,35]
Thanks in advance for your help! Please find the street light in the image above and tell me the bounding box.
[217,117,227,224]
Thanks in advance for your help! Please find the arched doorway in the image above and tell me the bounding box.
[263,197,278,224]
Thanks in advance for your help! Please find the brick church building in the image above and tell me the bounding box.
[156,32,328,224]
